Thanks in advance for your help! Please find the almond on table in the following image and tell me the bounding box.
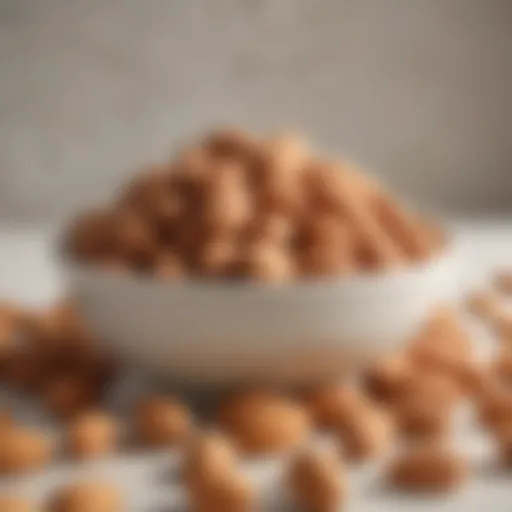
[362,352,415,403]
[476,384,512,430]
[492,422,512,468]
[302,383,369,429]
[0,408,14,430]
[188,469,255,512]
[334,402,394,462]
[494,270,512,295]
[217,390,311,455]
[43,374,100,419]
[181,432,239,489]
[66,410,119,460]
[50,482,122,512]
[466,290,505,322]
[387,441,468,492]
[0,496,33,512]
[493,349,512,385]
[134,395,192,447]
[0,426,52,475]
[286,447,348,512]
[392,371,460,438]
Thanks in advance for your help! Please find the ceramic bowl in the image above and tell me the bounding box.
[65,241,461,386]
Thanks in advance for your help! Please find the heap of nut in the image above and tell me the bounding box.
[2,268,512,510]
[66,129,444,282]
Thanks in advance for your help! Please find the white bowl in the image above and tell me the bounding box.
[65,243,461,387]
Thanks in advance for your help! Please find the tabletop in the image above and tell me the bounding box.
[1,219,512,511]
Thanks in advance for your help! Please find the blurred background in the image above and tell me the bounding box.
[0,0,511,221]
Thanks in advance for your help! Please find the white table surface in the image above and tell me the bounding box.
[1,219,512,511]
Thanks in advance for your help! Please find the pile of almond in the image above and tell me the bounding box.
[66,129,443,282]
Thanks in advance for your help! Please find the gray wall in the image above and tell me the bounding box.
[1,0,511,220]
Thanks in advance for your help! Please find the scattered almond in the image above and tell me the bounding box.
[387,442,468,492]
[287,448,348,512]
[135,395,192,447]
[0,496,33,512]
[334,403,394,462]
[0,427,52,475]
[218,390,311,455]
[51,482,122,512]
[182,432,238,490]
[66,410,119,460]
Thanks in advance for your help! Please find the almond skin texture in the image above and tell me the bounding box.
[287,448,348,512]
[135,395,192,447]
[188,470,255,512]
[51,482,122,512]
[0,496,32,512]
[388,442,468,492]
[0,408,14,430]
[494,271,512,295]
[392,373,459,438]
[466,290,504,322]
[477,385,512,429]
[66,410,119,460]
[217,390,311,455]
[0,427,52,475]
[302,384,369,429]
[363,353,415,403]
[493,422,512,468]
[43,375,100,419]
[334,404,394,462]
[182,432,238,490]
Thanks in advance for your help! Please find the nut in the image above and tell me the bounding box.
[392,373,459,438]
[387,442,468,492]
[3,347,49,391]
[493,349,512,385]
[0,427,52,475]
[334,403,394,462]
[51,482,122,512]
[66,209,118,261]
[43,375,99,419]
[188,469,254,512]
[0,496,32,512]
[197,238,238,277]
[493,314,512,346]
[492,422,512,467]
[466,290,504,322]
[363,353,415,403]
[494,270,512,295]
[152,251,184,280]
[240,242,294,282]
[407,339,471,395]
[112,210,156,265]
[477,385,512,429]
[135,395,192,447]
[374,193,434,260]
[203,128,261,162]
[302,384,369,429]
[296,215,354,277]
[256,134,307,214]
[217,390,311,455]
[66,128,442,280]
[0,408,14,430]
[202,162,253,235]
[66,410,119,460]
[182,432,238,490]
[287,448,347,512]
